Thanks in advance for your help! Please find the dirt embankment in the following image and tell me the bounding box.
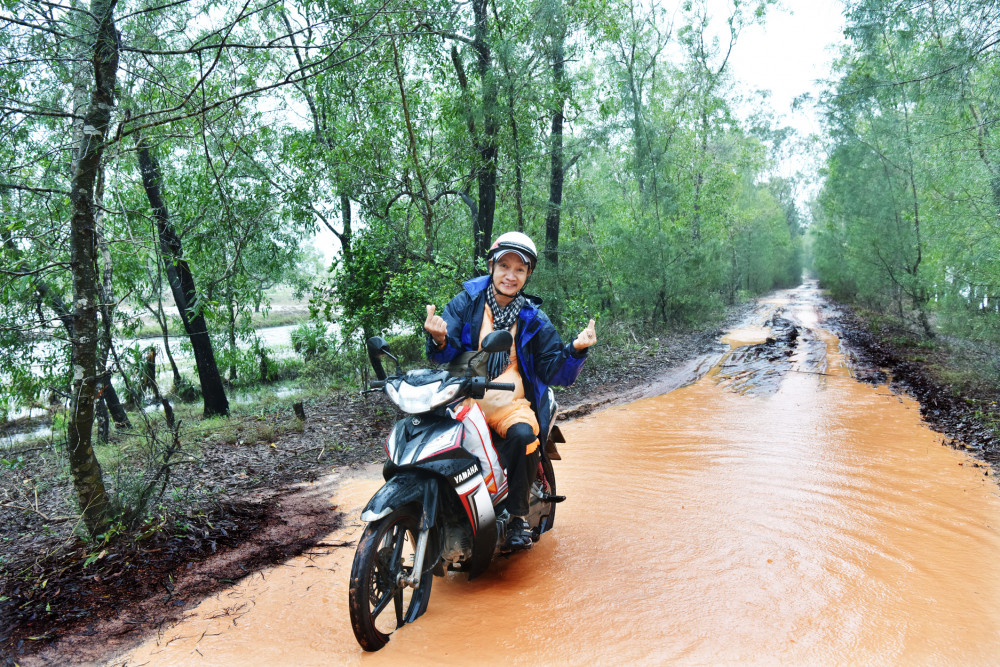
[4,295,999,666]
[825,309,1000,466]
[1,394,395,666]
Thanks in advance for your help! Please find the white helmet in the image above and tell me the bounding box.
[487,232,538,271]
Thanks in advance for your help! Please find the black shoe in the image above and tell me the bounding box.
[504,517,532,551]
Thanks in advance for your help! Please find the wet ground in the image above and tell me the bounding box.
[102,282,1000,665]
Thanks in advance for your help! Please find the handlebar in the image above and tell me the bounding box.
[368,377,512,393]
[485,382,515,392]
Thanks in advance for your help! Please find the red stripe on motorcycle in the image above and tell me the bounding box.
[458,487,478,535]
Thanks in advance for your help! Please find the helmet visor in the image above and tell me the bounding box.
[492,248,532,266]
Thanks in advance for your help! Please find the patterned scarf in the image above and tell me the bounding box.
[484,283,525,380]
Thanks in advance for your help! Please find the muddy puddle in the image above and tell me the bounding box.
[112,283,1000,665]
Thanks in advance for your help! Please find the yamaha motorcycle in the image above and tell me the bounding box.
[348,331,565,651]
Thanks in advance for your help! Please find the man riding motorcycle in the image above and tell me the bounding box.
[423,232,597,550]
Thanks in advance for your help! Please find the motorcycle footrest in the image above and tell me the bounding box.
[541,493,566,504]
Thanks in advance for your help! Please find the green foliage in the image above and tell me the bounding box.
[0,455,25,470]
[813,0,1000,340]
[291,322,335,361]
[385,332,426,368]
[328,220,432,340]
[171,377,201,404]
[1,0,811,530]
[215,339,277,388]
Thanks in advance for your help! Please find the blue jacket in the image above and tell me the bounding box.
[426,275,588,444]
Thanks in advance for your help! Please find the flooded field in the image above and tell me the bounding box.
[111,283,1000,666]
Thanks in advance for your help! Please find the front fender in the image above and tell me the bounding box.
[361,468,498,581]
[361,472,437,526]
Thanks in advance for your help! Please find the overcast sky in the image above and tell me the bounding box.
[722,1,849,191]
[725,2,848,131]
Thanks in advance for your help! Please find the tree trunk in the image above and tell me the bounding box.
[66,0,120,537]
[281,7,354,266]
[692,109,708,241]
[225,270,237,384]
[227,304,237,384]
[391,34,435,259]
[472,0,497,265]
[340,192,353,265]
[544,10,567,268]
[135,138,229,417]
[508,105,525,233]
[94,138,131,434]
[146,299,182,388]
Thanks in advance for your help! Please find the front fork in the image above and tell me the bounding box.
[399,528,431,589]
[399,478,439,589]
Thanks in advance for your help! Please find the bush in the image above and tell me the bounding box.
[385,332,425,367]
[171,376,201,403]
[265,356,303,383]
[299,342,367,388]
[291,322,335,360]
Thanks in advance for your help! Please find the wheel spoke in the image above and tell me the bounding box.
[350,508,431,651]
[370,584,393,620]
[390,524,406,568]
[370,524,410,629]
[394,587,404,628]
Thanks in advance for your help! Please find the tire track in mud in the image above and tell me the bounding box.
[715,309,831,397]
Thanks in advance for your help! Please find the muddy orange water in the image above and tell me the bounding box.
[113,284,1000,666]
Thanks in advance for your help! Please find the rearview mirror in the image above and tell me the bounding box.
[480,330,513,353]
[365,336,392,380]
[366,336,389,355]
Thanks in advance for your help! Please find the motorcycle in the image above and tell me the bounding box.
[348,331,565,651]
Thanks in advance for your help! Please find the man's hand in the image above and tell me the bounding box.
[573,319,597,351]
[424,304,447,348]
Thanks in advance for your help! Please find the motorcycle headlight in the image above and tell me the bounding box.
[386,380,461,413]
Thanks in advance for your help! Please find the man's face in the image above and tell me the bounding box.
[490,252,532,297]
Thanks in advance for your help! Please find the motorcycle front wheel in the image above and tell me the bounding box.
[348,505,432,651]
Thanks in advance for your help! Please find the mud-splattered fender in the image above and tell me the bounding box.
[361,466,497,580]
[361,472,435,524]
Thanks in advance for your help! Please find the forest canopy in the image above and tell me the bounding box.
[2,0,808,533]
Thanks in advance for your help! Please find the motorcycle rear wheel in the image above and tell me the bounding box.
[348,505,432,651]
[539,456,557,533]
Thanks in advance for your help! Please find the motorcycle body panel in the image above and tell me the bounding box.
[367,413,499,580]
[450,401,508,504]
[385,416,464,466]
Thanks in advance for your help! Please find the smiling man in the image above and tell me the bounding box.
[424,232,596,550]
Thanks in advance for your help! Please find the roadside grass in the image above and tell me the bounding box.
[587,318,674,363]
[850,305,1000,443]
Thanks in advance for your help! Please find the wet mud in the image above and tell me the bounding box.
[1,393,395,666]
[828,308,1000,461]
[99,282,1000,665]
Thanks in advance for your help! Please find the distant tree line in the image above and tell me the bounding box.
[812,0,1000,341]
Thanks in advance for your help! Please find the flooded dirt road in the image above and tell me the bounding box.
[113,283,1000,665]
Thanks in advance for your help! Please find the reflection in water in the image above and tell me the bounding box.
[113,283,1000,666]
